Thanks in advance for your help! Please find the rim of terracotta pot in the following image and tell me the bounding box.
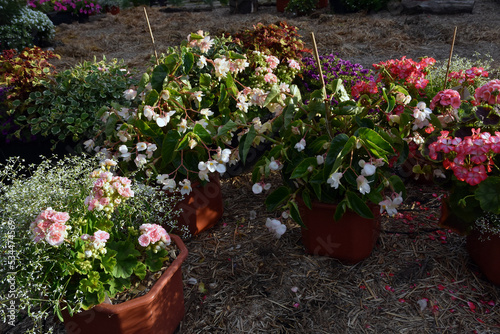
[89,234,188,313]
[297,195,381,219]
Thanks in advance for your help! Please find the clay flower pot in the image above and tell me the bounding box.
[466,229,500,286]
[62,234,188,334]
[298,198,380,264]
[174,175,224,236]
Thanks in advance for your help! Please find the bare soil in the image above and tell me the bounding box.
[3,1,500,333]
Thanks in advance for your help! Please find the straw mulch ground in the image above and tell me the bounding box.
[3,0,500,333]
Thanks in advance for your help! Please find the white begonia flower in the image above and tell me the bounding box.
[265,218,286,238]
[412,132,425,145]
[199,169,210,182]
[200,108,214,118]
[327,172,343,189]
[147,143,157,152]
[206,160,218,173]
[198,161,207,171]
[252,183,263,194]
[119,145,128,154]
[214,57,231,79]
[378,193,403,216]
[134,154,147,168]
[197,119,209,129]
[359,160,377,176]
[178,119,188,133]
[117,108,130,120]
[220,149,231,163]
[356,175,371,195]
[269,158,280,171]
[316,155,324,165]
[263,183,271,191]
[179,179,192,195]
[83,139,95,152]
[143,105,156,121]
[120,152,132,161]
[123,89,137,101]
[197,55,207,68]
[160,90,170,100]
[389,114,401,125]
[189,139,198,149]
[136,142,148,151]
[156,110,176,128]
[295,139,306,152]
[193,91,204,102]
[117,130,131,142]
[412,102,432,130]
[157,174,176,191]
[85,250,93,258]
[356,139,362,149]
[433,169,446,179]
[216,163,226,174]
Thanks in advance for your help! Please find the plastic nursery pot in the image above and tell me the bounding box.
[174,174,224,237]
[298,197,381,264]
[466,229,500,286]
[62,234,187,334]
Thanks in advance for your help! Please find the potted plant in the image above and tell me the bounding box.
[250,69,406,263]
[0,154,188,333]
[94,31,301,235]
[427,79,500,285]
[28,0,102,24]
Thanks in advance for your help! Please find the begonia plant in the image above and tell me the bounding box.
[92,31,301,192]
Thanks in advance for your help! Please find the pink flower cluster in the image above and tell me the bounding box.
[81,230,110,249]
[373,56,436,91]
[30,208,70,246]
[351,81,378,98]
[474,79,500,106]
[138,224,171,248]
[85,170,134,212]
[429,129,500,186]
[429,89,461,110]
[448,67,488,86]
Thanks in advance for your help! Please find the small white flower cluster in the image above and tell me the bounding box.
[265,218,287,239]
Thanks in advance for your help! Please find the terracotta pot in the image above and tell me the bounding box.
[63,234,187,334]
[466,229,500,286]
[298,198,380,264]
[276,0,329,12]
[174,175,224,236]
[106,5,120,15]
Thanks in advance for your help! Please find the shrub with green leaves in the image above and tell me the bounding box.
[341,0,389,12]
[23,57,137,147]
[0,6,55,51]
[285,0,319,16]
[0,47,60,142]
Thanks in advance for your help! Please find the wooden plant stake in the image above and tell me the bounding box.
[144,7,159,66]
[443,27,458,91]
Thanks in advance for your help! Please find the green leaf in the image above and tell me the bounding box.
[193,123,212,144]
[145,249,168,272]
[290,157,317,179]
[151,64,169,92]
[133,118,162,142]
[346,191,374,219]
[182,52,194,74]
[324,133,349,178]
[161,131,181,167]
[331,136,356,175]
[145,90,159,106]
[301,190,312,210]
[289,200,305,227]
[330,79,350,102]
[51,126,61,135]
[358,128,393,155]
[108,241,141,279]
[134,262,147,280]
[200,73,212,87]
[100,249,117,274]
[475,176,500,214]
[334,200,347,221]
[217,120,237,136]
[239,126,256,165]
[265,186,291,212]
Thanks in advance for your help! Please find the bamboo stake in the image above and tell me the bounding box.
[310,32,326,98]
[310,32,334,139]
[443,27,458,91]
[144,7,159,66]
